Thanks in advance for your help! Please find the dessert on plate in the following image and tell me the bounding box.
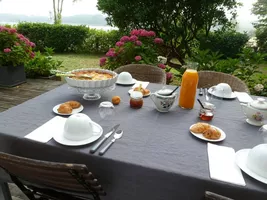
[133,84,150,96]
[57,100,81,114]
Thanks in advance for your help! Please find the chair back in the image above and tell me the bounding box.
[198,71,250,93]
[114,64,166,84]
[0,152,105,197]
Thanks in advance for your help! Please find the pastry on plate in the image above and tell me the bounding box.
[190,123,211,133]
[66,100,81,109]
[57,103,73,114]
[133,84,150,96]
[203,127,221,140]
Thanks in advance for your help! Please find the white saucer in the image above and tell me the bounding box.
[235,149,267,184]
[53,103,84,116]
[208,88,236,99]
[128,89,151,97]
[116,78,137,86]
[189,124,226,142]
[53,121,103,146]
[246,118,264,126]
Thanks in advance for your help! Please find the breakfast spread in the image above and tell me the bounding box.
[190,122,221,140]
[57,100,81,114]
[71,70,113,81]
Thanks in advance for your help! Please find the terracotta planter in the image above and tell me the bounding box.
[0,65,26,87]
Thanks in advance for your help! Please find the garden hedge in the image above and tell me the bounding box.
[199,31,249,58]
[17,22,89,53]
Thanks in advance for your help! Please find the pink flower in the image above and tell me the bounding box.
[99,57,107,66]
[109,48,115,52]
[8,28,17,34]
[140,30,149,37]
[120,36,130,42]
[115,41,124,47]
[135,56,142,61]
[15,42,20,46]
[106,51,116,57]
[147,31,156,37]
[158,63,166,69]
[166,72,173,80]
[30,42,36,48]
[3,48,11,53]
[30,52,35,58]
[129,35,138,41]
[154,38,164,44]
[135,40,142,46]
[130,29,141,36]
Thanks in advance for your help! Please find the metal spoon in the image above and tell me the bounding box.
[99,130,123,156]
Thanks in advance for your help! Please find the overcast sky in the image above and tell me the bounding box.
[0,0,259,31]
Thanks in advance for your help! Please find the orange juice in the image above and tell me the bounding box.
[179,69,199,109]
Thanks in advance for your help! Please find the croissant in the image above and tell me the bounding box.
[57,103,73,114]
[190,123,211,133]
[66,101,81,109]
[203,127,221,140]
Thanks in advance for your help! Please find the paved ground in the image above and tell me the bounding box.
[0,79,63,200]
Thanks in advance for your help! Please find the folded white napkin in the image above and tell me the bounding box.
[207,143,246,186]
[132,81,149,89]
[24,116,65,143]
[234,92,253,103]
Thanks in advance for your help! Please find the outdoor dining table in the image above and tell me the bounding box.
[0,83,266,200]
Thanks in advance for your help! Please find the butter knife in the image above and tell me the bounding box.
[90,124,120,153]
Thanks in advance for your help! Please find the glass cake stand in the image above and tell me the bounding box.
[72,84,116,100]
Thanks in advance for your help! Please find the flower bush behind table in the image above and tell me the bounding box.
[0,26,35,66]
[99,29,173,84]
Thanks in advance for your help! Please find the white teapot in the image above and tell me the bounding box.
[150,88,178,112]
[240,98,267,126]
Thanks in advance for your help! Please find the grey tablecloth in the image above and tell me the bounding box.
[0,83,266,200]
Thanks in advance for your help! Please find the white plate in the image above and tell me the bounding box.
[53,121,103,146]
[116,78,137,86]
[235,149,267,184]
[53,103,84,116]
[189,124,226,142]
[208,88,236,99]
[128,89,151,97]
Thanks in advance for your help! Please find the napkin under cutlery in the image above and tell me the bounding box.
[24,116,65,143]
[234,92,253,103]
[207,143,246,186]
[132,81,149,89]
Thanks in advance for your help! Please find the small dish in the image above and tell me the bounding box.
[53,103,84,116]
[208,88,236,99]
[189,124,226,142]
[128,89,150,97]
[116,78,137,86]
[53,120,103,146]
[235,149,267,184]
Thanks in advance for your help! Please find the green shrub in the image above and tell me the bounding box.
[17,22,88,53]
[24,47,63,78]
[78,29,123,54]
[199,30,249,58]
[256,27,267,53]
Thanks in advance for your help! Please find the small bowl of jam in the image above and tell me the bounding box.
[199,102,216,121]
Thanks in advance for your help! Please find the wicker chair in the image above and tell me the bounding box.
[198,71,250,93]
[0,152,105,200]
[114,64,166,84]
[205,191,234,200]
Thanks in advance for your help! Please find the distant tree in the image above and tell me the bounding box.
[52,0,80,24]
[98,0,240,69]
[252,0,267,52]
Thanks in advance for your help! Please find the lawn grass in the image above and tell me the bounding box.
[53,54,102,72]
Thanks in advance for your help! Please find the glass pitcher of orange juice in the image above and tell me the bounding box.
[179,66,199,109]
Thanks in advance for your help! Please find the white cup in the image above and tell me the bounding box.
[63,113,96,141]
[211,83,233,98]
[117,72,133,84]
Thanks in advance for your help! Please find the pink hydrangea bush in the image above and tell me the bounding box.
[100,29,173,83]
[0,26,35,66]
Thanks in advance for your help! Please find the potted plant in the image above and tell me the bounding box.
[99,29,173,84]
[0,26,35,87]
